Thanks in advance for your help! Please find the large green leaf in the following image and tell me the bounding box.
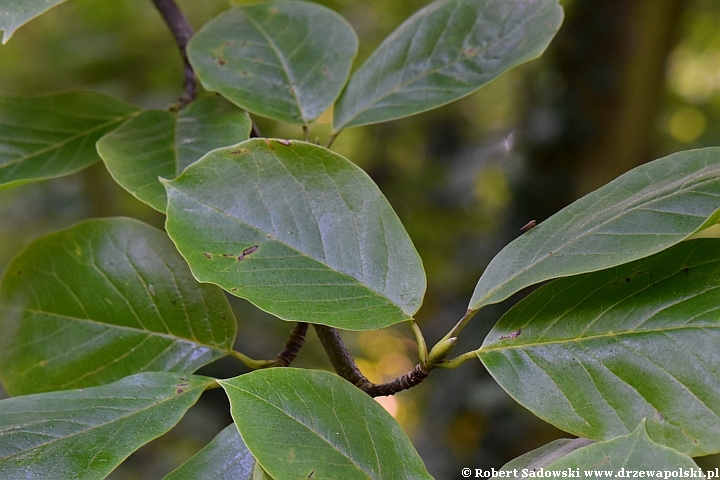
[0,92,139,188]
[479,238,720,456]
[547,423,700,474]
[0,217,236,396]
[492,438,591,478]
[164,424,260,480]
[188,1,358,125]
[163,139,425,330]
[470,147,720,313]
[97,96,252,212]
[219,369,432,480]
[0,0,69,43]
[0,372,213,479]
[332,0,563,132]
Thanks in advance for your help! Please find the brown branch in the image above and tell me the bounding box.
[150,0,197,106]
[313,324,432,397]
[275,322,308,367]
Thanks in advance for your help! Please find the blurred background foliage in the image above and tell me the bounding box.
[2,0,720,478]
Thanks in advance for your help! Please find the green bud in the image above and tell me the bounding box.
[427,337,457,365]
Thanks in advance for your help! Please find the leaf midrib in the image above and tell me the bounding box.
[0,111,139,170]
[0,379,210,462]
[479,323,720,353]
[243,9,306,124]
[4,306,230,353]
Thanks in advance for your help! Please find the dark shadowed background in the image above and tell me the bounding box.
[2,0,720,478]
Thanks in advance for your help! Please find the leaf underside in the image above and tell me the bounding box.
[0,0,69,44]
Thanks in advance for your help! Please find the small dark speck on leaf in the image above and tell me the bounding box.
[231,287,238,291]
[177,388,184,394]
[237,246,258,262]
[222,253,235,257]
[520,220,537,232]
[171,299,176,304]
[16,270,21,275]
[217,58,226,66]
[500,328,522,340]
[241,70,249,76]
[229,148,248,155]
[464,47,476,55]
[683,267,689,273]
[308,471,315,478]
[625,278,630,283]
[203,252,212,259]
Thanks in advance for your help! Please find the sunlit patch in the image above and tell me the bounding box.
[375,395,399,417]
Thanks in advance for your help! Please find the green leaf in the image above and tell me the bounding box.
[493,438,591,477]
[470,147,720,313]
[97,96,252,212]
[163,139,425,330]
[0,372,213,479]
[164,424,259,480]
[479,238,720,456]
[547,422,701,473]
[0,217,236,396]
[188,1,358,125]
[219,368,432,480]
[0,92,139,188]
[0,0,69,44]
[332,0,563,131]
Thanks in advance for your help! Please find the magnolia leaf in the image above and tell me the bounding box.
[333,0,563,131]
[163,139,425,330]
[0,217,236,396]
[0,372,213,479]
[492,438,592,478]
[164,424,259,480]
[0,0,69,44]
[470,147,720,313]
[479,239,720,456]
[547,423,701,473]
[97,96,252,212]
[0,92,138,188]
[219,369,432,480]
[188,1,358,124]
